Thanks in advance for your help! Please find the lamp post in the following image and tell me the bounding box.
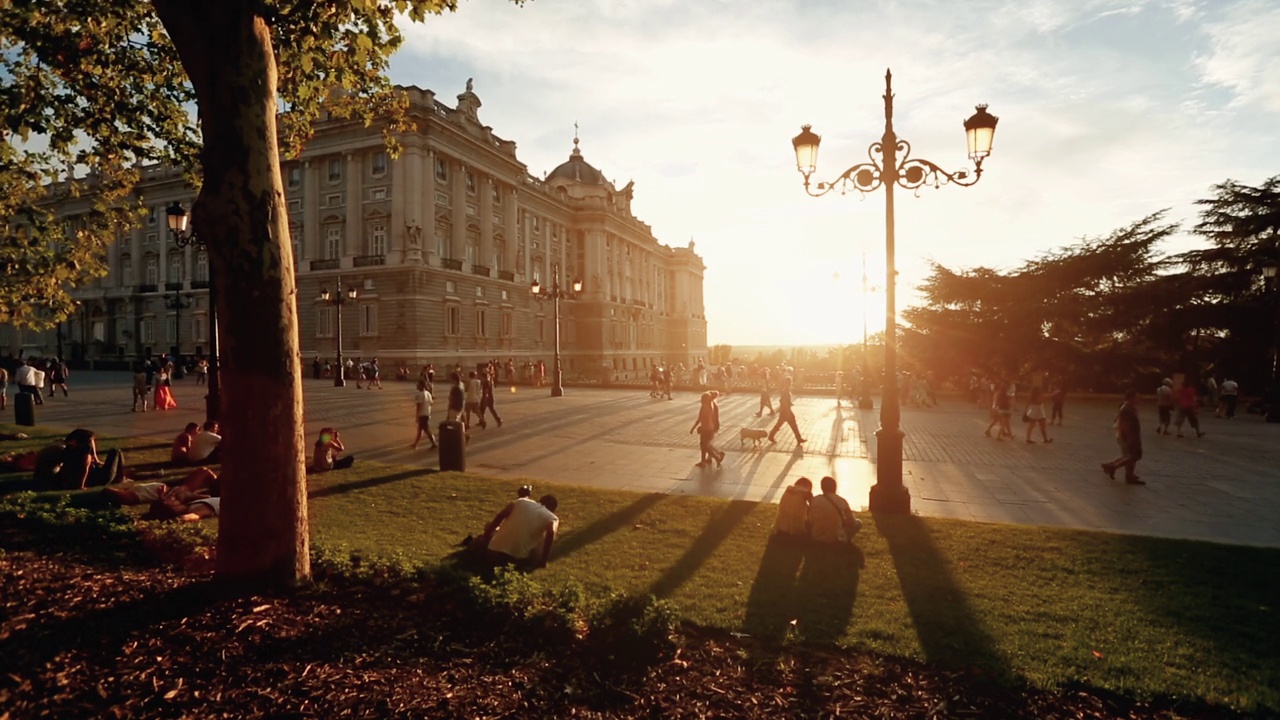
[531,262,582,397]
[319,278,358,387]
[164,286,192,368]
[1264,263,1279,423]
[792,69,998,514]
[166,202,220,422]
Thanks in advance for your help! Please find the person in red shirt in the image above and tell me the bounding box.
[1174,377,1206,439]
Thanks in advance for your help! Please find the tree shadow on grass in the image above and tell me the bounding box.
[649,500,756,599]
[743,535,862,644]
[307,468,434,500]
[553,493,667,562]
[875,514,1009,677]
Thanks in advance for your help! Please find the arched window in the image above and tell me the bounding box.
[195,252,208,282]
[368,219,386,256]
[168,254,183,283]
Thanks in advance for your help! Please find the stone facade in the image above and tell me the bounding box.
[1,81,709,378]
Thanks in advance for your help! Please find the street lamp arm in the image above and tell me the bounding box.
[803,158,885,197]
[896,155,984,191]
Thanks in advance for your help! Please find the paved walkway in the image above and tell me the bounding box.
[20,373,1280,548]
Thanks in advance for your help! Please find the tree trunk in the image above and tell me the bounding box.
[155,2,310,588]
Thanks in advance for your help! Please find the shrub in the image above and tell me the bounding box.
[585,592,682,673]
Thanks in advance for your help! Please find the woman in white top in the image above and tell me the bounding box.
[1023,386,1053,444]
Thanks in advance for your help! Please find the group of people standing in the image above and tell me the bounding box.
[0,355,71,409]
[131,357,180,411]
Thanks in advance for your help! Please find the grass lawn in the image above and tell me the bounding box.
[3,424,1278,713]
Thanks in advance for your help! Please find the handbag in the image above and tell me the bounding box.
[1022,406,1032,423]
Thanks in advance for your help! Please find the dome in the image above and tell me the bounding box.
[546,137,608,186]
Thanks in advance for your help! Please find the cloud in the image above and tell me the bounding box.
[1194,0,1280,113]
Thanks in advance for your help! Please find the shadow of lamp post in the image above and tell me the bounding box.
[531,262,582,397]
[791,68,998,514]
[165,202,220,422]
[319,279,358,388]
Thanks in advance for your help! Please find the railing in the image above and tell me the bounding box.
[310,258,341,271]
[136,284,158,293]
[165,282,183,292]
[630,299,646,307]
[353,254,386,267]
[190,280,210,289]
[497,270,515,282]
[471,265,490,277]
[441,258,463,271]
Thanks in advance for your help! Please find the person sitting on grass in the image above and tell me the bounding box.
[171,422,200,464]
[773,476,813,541]
[311,427,354,472]
[463,493,559,570]
[104,466,220,507]
[187,420,222,464]
[809,476,861,548]
[55,429,126,490]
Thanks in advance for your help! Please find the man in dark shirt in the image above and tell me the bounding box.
[478,370,503,428]
[767,376,806,445]
[447,372,467,431]
[1101,390,1144,485]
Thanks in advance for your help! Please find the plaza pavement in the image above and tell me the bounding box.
[19,371,1280,548]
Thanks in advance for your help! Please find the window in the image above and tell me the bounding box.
[435,225,447,257]
[288,199,303,213]
[501,310,513,338]
[369,187,387,201]
[475,308,487,337]
[326,193,343,208]
[435,191,449,207]
[328,158,342,183]
[474,286,484,297]
[92,321,105,343]
[466,171,476,194]
[147,206,157,226]
[195,252,208,282]
[169,254,183,283]
[288,166,301,189]
[289,225,301,262]
[316,306,333,337]
[435,157,448,181]
[325,225,342,259]
[142,319,155,344]
[145,232,158,246]
[491,184,501,204]
[120,256,133,287]
[446,305,461,336]
[445,280,456,294]
[369,221,386,256]
[371,151,388,176]
[537,318,545,342]
[193,315,207,342]
[166,316,177,343]
[500,290,508,301]
[360,303,377,336]
[145,255,158,285]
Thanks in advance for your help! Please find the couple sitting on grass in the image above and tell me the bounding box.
[170,421,222,465]
[104,466,222,522]
[774,476,862,549]
[5,428,130,491]
[461,485,559,571]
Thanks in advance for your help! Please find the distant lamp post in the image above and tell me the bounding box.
[165,202,221,422]
[531,262,581,397]
[319,279,358,387]
[164,287,192,373]
[792,69,997,514]
[1264,263,1279,416]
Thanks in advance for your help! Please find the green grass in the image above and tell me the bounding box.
[3,424,1278,712]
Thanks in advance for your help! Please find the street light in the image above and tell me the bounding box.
[318,278,358,387]
[165,201,221,421]
[792,69,998,514]
[531,262,582,397]
[164,286,192,376]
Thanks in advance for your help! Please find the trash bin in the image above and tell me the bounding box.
[15,390,35,426]
[437,420,466,472]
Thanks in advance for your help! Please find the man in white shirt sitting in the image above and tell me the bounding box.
[187,420,222,464]
[809,476,861,548]
[467,494,559,570]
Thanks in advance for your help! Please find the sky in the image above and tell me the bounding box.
[387,0,1280,346]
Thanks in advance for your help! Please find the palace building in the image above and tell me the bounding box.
[0,81,709,378]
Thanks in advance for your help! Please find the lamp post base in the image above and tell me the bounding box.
[334,377,346,388]
[205,392,220,424]
[551,369,564,397]
[870,426,910,514]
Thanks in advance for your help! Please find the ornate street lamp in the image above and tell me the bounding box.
[531,262,582,397]
[792,69,998,514]
[319,279,358,387]
[165,202,221,421]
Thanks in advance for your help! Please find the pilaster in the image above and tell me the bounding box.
[344,151,361,258]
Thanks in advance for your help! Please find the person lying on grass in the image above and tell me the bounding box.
[103,467,219,507]
[139,469,221,522]
[171,423,199,464]
[463,493,559,570]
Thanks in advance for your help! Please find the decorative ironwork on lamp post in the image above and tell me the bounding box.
[792,69,998,514]
[531,262,582,397]
[319,279,358,388]
[165,202,221,422]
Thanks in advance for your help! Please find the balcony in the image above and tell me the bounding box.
[165,282,183,292]
[354,254,386,268]
[310,258,341,271]
[497,270,515,282]
[630,299,647,308]
[441,258,463,271]
[190,280,210,290]
[136,284,158,294]
[471,265,491,278]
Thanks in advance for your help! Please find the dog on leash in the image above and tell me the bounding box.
[740,427,769,448]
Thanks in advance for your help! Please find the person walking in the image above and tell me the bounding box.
[446,371,468,432]
[661,363,673,400]
[366,358,383,390]
[48,358,69,398]
[194,357,208,385]
[767,376,806,445]
[1174,377,1206,438]
[689,390,725,468]
[755,368,774,418]
[1049,384,1066,425]
[985,379,1013,440]
[1101,390,1145,485]
[1205,375,1219,414]
[411,379,438,450]
[1022,386,1053,444]
[1220,377,1239,419]
[478,370,503,429]
[1155,378,1175,435]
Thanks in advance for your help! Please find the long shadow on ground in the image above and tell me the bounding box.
[553,493,667,561]
[648,500,755,599]
[743,534,861,644]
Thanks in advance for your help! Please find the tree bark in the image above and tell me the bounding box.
[154,1,310,588]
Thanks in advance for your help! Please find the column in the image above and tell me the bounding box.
[479,175,494,270]
[584,230,605,301]
[424,149,437,264]
[391,146,409,263]
[450,159,466,262]
[344,152,361,258]
[522,211,533,280]
[157,216,168,284]
[303,160,320,262]
[503,188,518,273]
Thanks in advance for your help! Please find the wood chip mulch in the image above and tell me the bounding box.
[0,551,1266,720]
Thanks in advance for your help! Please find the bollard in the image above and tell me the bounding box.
[14,391,35,426]
[437,420,466,472]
